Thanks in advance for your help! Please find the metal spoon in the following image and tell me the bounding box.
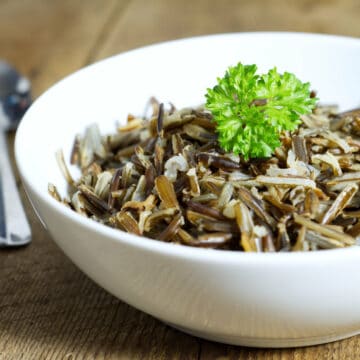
[0,61,31,247]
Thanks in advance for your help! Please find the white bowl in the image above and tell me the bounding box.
[15,32,360,348]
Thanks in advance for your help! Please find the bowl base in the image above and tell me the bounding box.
[166,323,360,348]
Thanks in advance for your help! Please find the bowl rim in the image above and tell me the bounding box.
[15,31,360,263]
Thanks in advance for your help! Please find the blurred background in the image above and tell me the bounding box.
[0,0,359,98]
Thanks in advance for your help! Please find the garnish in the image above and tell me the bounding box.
[205,63,317,160]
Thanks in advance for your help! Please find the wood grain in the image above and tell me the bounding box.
[93,0,360,61]
[0,0,125,96]
[0,0,359,359]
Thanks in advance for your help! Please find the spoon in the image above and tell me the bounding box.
[0,61,31,247]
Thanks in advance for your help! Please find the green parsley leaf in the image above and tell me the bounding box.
[205,63,317,160]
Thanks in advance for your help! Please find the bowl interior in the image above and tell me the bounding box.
[16,32,360,209]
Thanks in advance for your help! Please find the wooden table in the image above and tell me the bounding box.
[1,1,359,358]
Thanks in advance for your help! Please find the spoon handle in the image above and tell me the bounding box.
[0,131,31,247]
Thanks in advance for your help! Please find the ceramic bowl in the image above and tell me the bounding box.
[15,33,360,347]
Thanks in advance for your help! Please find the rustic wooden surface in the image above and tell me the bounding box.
[1,1,359,359]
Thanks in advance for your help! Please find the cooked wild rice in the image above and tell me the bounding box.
[50,99,360,251]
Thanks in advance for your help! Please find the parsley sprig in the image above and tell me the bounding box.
[205,63,317,160]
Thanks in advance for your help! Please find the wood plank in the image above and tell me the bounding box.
[199,335,360,359]
[0,0,125,96]
[93,0,360,61]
